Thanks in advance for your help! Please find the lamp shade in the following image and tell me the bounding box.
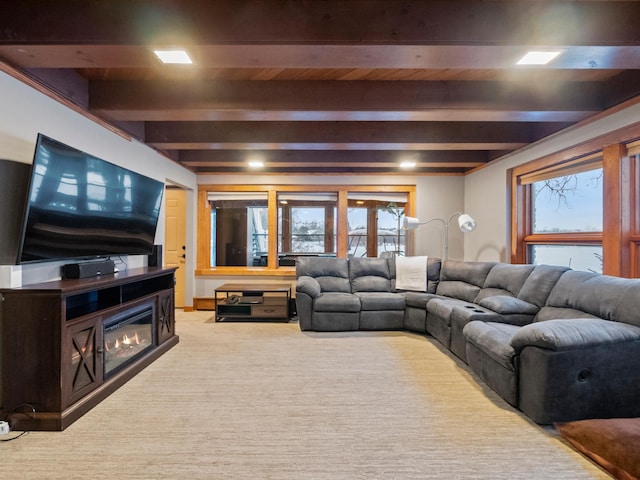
[403,216,421,230]
[457,213,476,232]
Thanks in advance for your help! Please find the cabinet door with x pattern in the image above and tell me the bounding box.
[62,315,104,408]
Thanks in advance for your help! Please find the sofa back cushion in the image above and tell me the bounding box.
[387,256,442,294]
[436,260,496,302]
[296,257,351,293]
[617,282,640,327]
[518,264,571,307]
[474,263,536,303]
[539,270,636,324]
[349,257,391,292]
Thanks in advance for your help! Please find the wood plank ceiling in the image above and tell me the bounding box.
[0,1,639,175]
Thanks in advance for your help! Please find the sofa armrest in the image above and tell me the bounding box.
[296,276,321,298]
[477,295,538,316]
[511,318,640,353]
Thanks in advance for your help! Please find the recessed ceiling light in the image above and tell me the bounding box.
[248,160,264,168]
[516,51,562,65]
[400,160,416,169]
[153,49,193,64]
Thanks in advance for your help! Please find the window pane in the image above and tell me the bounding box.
[347,207,368,257]
[532,168,603,233]
[209,193,268,267]
[278,192,337,266]
[346,195,407,257]
[290,207,329,252]
[530,245,602,274]
[378,204,405,256]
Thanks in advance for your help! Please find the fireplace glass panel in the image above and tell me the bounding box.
[104,305,154,378]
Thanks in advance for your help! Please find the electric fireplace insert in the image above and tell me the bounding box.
[103,304,155,378]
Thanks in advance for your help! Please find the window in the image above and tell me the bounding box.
[347,194,408,258]
[208,192,268,267]
[513,158,603,273]
[532,169,603,234]
[530,245,603,273]
[377,203,406,256]
[277,192,337,266]
[528,167,603,272]
[511,125,640,277]
[197,185,415,274]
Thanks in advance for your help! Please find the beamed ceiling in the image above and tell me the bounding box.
[1,1,640,175]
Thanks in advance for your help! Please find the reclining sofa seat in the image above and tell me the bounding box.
[295,257,360,331]
[463,269,640,424]
[349,257,405,330]
[427,262,570,362]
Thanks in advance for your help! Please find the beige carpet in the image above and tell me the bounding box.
[0,310,610,479]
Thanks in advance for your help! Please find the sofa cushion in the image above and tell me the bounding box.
[518,264,570,307]
[313,292,361,313]
[402,291,438,309]
[477,295,539,316]
[435,281,481,303]
[436,260,496,302]
[356,292,405,311]
[481,263,535,296]
[463,321,520,371]
[614,280,640,328]
[511,318,640,353]
[474,287,514,303]
[545,270,629,321]
[296,257,351,293]
[441,260,496,286]
[349,257,391,293]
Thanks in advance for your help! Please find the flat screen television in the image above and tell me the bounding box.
[17,134,164,264]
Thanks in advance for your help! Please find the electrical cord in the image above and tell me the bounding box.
[1,403,36,442]
[111,255,128,272]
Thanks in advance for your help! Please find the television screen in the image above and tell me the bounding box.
[17,134,164,264]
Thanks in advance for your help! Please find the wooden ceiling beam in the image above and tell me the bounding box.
[1,1,638,46]
[89,79,602,122]
[1,44,639,70]
[179,149,490,165]
[190,166,471,175]
[182,161,485,169]
[145,120,550,151]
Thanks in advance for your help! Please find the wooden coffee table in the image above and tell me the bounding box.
[214,283,292,321]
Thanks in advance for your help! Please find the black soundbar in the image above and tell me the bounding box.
[62,259,115,279]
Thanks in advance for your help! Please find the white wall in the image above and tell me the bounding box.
[15,61,636,295]
[464,102,640,262]
[0,71,198,302]
[195,174,465,296]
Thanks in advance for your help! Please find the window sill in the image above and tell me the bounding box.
[196,267,296,277]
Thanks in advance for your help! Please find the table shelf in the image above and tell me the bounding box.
[215,283,291,321]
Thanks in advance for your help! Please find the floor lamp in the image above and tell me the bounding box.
[403,212,477,260]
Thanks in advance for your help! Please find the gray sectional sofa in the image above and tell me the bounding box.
[295,256,640,424]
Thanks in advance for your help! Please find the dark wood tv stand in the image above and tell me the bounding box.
[0,267,179,431]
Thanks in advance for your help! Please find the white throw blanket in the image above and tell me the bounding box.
[395,255,428,292]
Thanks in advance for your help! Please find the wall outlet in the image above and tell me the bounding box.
[0,421,10,435]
